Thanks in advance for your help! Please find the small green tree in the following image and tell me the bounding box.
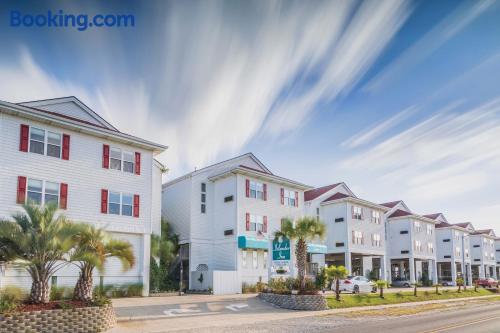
[412,282,421,297]
[433,283,441,295]
[376,280,387,298]
[326,265,348,301]
[274,217,326,293]
[0,204,81,304]
[456,278,464,293]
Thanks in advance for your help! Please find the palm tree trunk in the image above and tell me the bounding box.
[30,276,50,304]
[74,266,94,301]
[335,279,340,301]
[295,239,307,292]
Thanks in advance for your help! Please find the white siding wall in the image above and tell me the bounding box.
[320,203,348,254]
[0,113,159,294]
[346,203,386,256]
[387,219,412,258]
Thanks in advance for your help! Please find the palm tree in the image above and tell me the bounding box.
[326,265,348,301]
[274,217,326,292]
[456,277,464,293]
[376,280,387,298]
[0,204,80,303]
[71,225,135,301]
[150,219,179,292]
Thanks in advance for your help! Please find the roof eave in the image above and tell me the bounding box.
[321,197,390,211]
[0,100,167,153]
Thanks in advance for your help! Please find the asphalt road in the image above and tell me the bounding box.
[112,294,500,333]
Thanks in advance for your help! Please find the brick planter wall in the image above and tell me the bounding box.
[259,293,328,311]
[0,304,116,333]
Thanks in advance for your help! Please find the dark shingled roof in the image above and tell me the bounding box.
[388,209,413,218]
[322,192,351,203]
[305,183,342,201]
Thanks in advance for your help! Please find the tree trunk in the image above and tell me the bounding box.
[30,278,50,304]
[380,287,384,298]
[335,279,340,301]
[414,285,417,296]
[295,239,307,292]
[73,267,94,302]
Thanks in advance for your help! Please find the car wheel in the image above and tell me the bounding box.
[404,283,410,288]
[353,285,359,294]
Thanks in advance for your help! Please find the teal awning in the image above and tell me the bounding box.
[307,243,327,254]
[238,236,268,250]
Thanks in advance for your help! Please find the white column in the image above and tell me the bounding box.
[142,234,151,296]
[451,261,457,286]
[345,252,352,275]
[409,258,416,284]
[381,256,388,282]
[492,265,498,280]
[479,265,486,279]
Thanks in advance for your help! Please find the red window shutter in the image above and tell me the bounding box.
[135,152,141,175]
[295,191,299,207]
[133,194,140,217]
[263,216,268,233]
[17,176,27,204]
[101,189,108,213]
[102,144,110,169]
[280,188,284,205]
[19,124,29,152]
[60,183,68,209]
[62,134,70,160]
[245,179,250,197]
[246,213,250,231]
[263,184,267,201]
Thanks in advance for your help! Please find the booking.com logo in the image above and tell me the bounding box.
[10,10,135,31]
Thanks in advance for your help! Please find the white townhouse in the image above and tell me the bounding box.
[0,96,166,295]
[381,201,438,285]
[304,183,390,281]
[424,215,473,286]
[161,153,326,292]
[469,228,497,280]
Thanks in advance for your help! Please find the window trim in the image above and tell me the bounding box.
[28,127,63,159]
[249,180,264,200]
[108,146,137,174]
[26,178,60,206]
[107,191,134,217]
[283,189,296,207]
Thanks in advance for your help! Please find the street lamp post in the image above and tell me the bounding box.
[462,233,469,285]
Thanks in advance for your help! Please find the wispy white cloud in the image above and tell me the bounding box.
[341,106,418,149]
[364,0,496,93]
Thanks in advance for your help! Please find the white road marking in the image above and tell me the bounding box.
[163,308,202,316]
[225,303,249,312]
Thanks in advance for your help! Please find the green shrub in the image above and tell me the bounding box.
[50,286,73,301]
[395,292,403,298]
[242,283,257,293]
[91,288,111,307]
[0,286,25,314]
[268,278,291,295]
[301,277,319,295]
[315,268,327,290]
[256,282,267,293]
[126,283,143,297]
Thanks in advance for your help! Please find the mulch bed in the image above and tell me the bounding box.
[17,300,90,312]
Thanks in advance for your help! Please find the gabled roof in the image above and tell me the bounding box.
[304,183,342,201]
[388,209,413,218]
[0,97,167,153]
[435,221,452,228]
[380,200,402,208]
[453,222,475,231]
[322,192,351,202]
[471,229,496,237]
[18,96,118,131]
[423,213,442,220]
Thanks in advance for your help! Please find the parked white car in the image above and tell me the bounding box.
[333,276,377,293]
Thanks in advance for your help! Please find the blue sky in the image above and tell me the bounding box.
[1,0,500,231]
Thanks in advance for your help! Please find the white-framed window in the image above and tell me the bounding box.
[371,210,380,224]
[201,182,206,214]
[414,221,422,232]
[465,248,469,258]
[490,239,494,247]
[253,251,258,269]
[427,242,433,253]
[26,179,59,206]
[456,247,461,257]
[110,147,122,170]
[249,214,264,232]
[109,147,135,173]
[454,231,461,241]
[123,151,135,173]
[426,224,433,235]
[353,206,362,220]
[249,181,264,200]
[29,127,62,158]
[284,189,296,207]
[483,238,488,245]
[352,230,364,245]
[108,192,133,216]
[263,251,268,269]
[414,240,422,252]
[242,250,247,269]
[372,233,381,247]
